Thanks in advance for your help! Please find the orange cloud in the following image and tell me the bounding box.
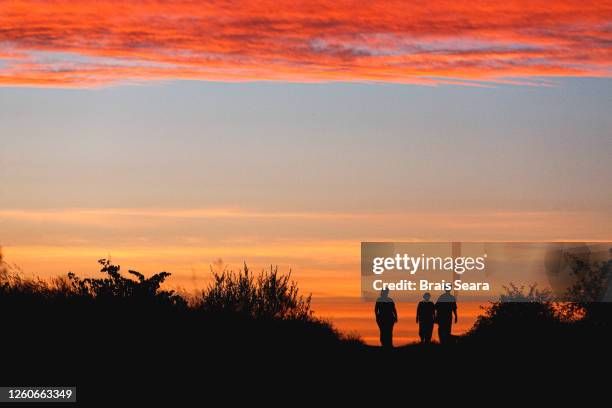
[0,0,610,86]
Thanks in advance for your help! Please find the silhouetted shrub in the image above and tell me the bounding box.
[560,250,612,325]
[196,263,313,320]
[467,284,562,341]
[1,256,352,354]
[67,258,186,307]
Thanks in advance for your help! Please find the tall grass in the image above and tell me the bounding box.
[0,255,359,348]
[196,264,312,320]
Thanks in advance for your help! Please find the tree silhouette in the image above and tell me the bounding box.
[561,249,612,326]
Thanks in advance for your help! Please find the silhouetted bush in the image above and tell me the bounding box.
[67,258,186,308]
[196,263,312,320]
[466,284,563,342]
[560,250,612,326]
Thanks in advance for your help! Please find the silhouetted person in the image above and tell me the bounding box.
[416,292,435,343]
[375,288,397,348]
[435,289,457,344]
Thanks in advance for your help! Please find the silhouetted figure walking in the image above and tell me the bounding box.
[375,288,397,349]
[435,289,457,344]
[416,292,435,343]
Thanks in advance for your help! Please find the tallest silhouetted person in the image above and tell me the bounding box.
[435,289,458,344]
[375,288,397,348]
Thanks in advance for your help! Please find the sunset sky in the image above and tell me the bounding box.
[1,0,611,344]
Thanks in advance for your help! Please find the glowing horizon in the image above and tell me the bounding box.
[2,206,610,289]
[1,206,611,345]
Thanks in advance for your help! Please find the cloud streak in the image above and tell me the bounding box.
[0,0,610,87]
[1,207,610,246]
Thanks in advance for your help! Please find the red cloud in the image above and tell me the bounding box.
[0,0,610,87]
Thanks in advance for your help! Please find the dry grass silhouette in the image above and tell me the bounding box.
[1,249,610,402]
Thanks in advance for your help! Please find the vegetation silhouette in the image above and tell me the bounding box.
[464,250,612,351]
[0,255,363,400]
[465,283,563,344]
[1,249,611,402]
[197,263,312,320]
[560,249,612,326]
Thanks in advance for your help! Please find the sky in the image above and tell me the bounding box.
[1,0,611,86]
[1,0,611,344]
